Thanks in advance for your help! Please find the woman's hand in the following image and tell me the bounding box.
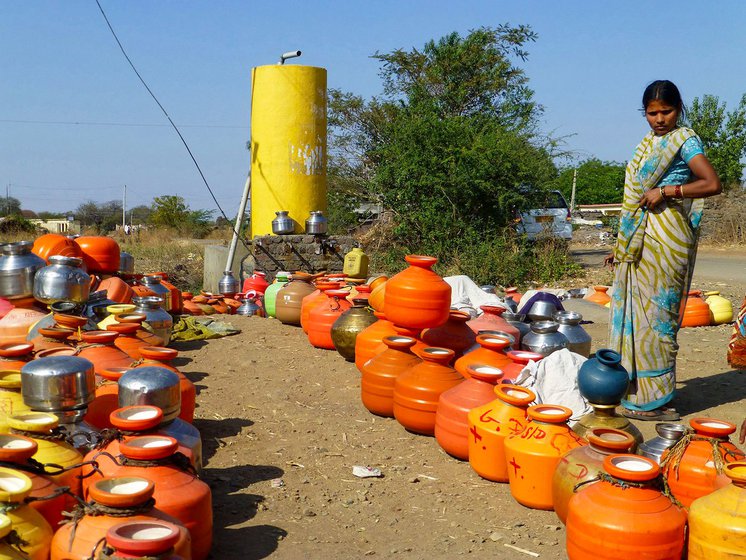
[740,418,746,444]
[638,187,665,210]
[603,253,615,268]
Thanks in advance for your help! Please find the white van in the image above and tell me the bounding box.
[515,190,573,241]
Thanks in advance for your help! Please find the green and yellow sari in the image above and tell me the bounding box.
[609,127,704,411]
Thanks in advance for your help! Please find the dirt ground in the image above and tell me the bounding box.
[173,249,746,560]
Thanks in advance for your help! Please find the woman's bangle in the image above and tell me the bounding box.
[674,185,682,198]
[659,185,667,200]
[681,185,686,198]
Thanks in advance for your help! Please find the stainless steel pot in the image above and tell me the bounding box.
[218,270,239,296]
[638,423,687,464]
[132,296,173,344]
[0,241,46,299]
[236,294,263,317]
[33,255,91,304]
[305,211,328,235]
[119,251,135,274]
[554,311,592,357]
[141,275,172,312]
[526,299,557,322]
[272,211,294,235]
[503,312,531,344]
[118,366,181,423]
[20,356,95,412]
[521,320,569,357]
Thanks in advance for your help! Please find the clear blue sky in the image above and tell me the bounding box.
[2,1,744,214]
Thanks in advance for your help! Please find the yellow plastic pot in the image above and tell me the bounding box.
[0,468,53,560]
[704,291,733,325]
[0,372,32,433]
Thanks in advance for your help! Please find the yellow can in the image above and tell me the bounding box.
[6,413,83,497]
[343,248,369,279]
[689,462,746,558]
[0,469,53,560]
[0,372,32,433]
[704,291,733,325]
[0,513,26,559]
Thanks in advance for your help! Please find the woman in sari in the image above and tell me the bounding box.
[607,80,721,421]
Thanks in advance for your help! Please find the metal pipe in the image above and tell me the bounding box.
[225,174,251,274]
[278,50,302,65]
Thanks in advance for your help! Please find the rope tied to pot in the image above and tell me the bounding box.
[10,426,68,442]
[23,485,73,505]
[88,537,168,560]
[93,428,141,451]
[659,430,744,480]
[63,496,157,551]
[117,452,196,476]
[1,529,29,557]
[572,471,686,509]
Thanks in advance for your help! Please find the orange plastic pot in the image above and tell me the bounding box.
[107,322,150,359]
[133,347,195,424]
[681,290,712,328]
[500,350,544,382]
[552,427,636,524]
[52,476,191,560]
[466,305,520,344]
[98,276,134,304]
[421,310,477,360]
[77,331,133,374]
[504,287,523,305]
[467,384,536,482]
[587,285,611,306]
[354,311,396,373]
[0,434,66,528]
[662,417,746,508]
[393,347,463,436]
[0,341,34,371]
[368,280,386,312]
[29,326,75,352]
[566,454,686,559]
[454,334,512,378]
[84,367,129,430]
[74,236,121,274]
[361,336,422,417]
[159,278,183,314]
[83,436,212,560]
[131,285,156,299]
[307,290,352,350]
[435,364,504,460]
[182,300,205,315]
[504,404,586,510]
[113,314,164,347]
[32,233,82,263]
[84,406,193,470]
[104,520,184,560]
[0,307,47,344]
[300,281,341,334]
[384,255,451,329]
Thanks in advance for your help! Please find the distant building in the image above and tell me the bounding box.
[29,219,81,234]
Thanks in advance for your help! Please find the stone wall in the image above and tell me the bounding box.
[251,234,358,282]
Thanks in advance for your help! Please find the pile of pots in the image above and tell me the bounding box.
[0,236,183,349]
[257,253,746,559]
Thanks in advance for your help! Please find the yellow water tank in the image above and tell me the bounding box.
[250,65,327,237]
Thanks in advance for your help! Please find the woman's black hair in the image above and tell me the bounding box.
[642,80,684,114]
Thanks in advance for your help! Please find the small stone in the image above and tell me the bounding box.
[545,524,562,531]
[303,508,316,517]
[409,477,420,483]
[489,532,505,542]
[512,522,526,529]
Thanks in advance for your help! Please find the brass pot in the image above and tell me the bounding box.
[572,403,643,450]
[275,277,315,326]
[330,300,377,361]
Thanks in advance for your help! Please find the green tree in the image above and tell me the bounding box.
[552,159,626,205]
[0,197,22,216]
[74,200,122,233]
[329,26,560,270]
[149,196,213,238]
[686,94,746,188]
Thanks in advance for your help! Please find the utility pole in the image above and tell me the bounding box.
[5,183,9,216]
[122,185,127,231]
[570,169,577,213]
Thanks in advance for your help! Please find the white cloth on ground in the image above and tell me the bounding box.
[513,348,591,426]
[444,275,504,318]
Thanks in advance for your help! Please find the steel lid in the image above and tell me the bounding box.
[118,367,181,423]
[20,356,95,411]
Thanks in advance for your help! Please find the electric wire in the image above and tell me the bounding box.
[0,118,247,129]
[93,0,251,252]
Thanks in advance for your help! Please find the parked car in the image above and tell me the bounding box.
[515,190,573,241]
